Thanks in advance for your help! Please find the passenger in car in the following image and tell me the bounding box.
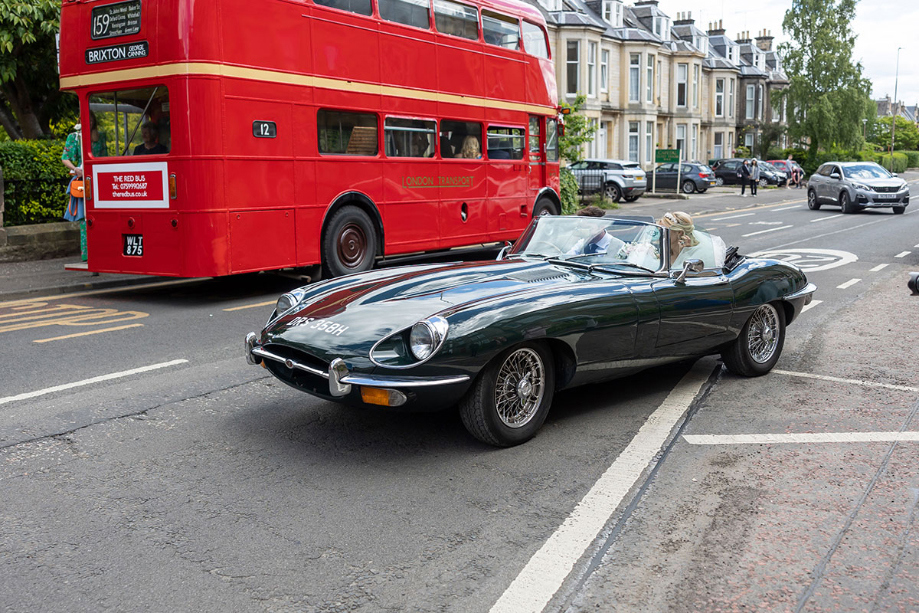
[658,211,726,269]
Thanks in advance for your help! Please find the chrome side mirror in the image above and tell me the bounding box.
[909,272,919,296]
[830,172,841,180]
[673,259,704,283]
[496,241,512,260]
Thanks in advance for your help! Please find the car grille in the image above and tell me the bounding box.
[261,343,331,395]
[874,186,898,193]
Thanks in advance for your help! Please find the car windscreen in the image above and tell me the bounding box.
[510,217,663,271]
[842,164,891,180]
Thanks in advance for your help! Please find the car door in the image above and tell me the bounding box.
[649,232,734,356]
[654,163,675,189]
[719,161,739,185]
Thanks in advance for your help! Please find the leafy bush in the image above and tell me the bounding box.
[0,140,71,226]
[878,152,908,174]
[560,168,579,215]
[902,150,919,168]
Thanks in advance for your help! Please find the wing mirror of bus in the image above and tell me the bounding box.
[673,259,704,283]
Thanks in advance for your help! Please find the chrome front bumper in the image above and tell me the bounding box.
[245,332,470,398]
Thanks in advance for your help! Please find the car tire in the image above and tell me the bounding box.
[715,177,724,187]
[459,342,555,447]
[624,195,640,202]
[533,197,559,217]
[840,190,857,214]
[807,189,821,210]
[892,206,906,215]
[321,205,378,278]
[721,302,786,377]
[604,182,623,203]
[681,180,696,194]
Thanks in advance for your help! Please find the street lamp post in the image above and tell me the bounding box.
[890,47,902,154]
[863,118,867,140]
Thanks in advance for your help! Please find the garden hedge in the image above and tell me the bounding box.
[0,140,71,227]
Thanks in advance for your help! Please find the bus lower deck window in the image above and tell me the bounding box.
[88,86,171,157]
[318,110,378,155]
[385,118,436,158]
[486,126,524,160]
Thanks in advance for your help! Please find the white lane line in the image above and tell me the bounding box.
[742,225,793,237]
[224,300,276,312]
[837,278,861,289]
[773,205,802,211]
[810,214,843,223]
[0,359,189,406]
[713,213,756,221]
[490,361,716,613]
[870,264,889,272]
[772,369,919,392]
[802,299,822,312]
[684,432,919,445]
[895,251,911,258]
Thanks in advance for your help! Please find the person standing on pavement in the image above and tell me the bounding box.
[750,159,760,196]
[786,154,795,188]
[739,159,752,197]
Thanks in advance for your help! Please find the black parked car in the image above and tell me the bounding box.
[711,158,746,186]
[649,162,717,193]
[712,159,783,187]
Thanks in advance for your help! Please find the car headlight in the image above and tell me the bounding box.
[851,182,870,191]
[409,316,449,361]
[276,288,306,315]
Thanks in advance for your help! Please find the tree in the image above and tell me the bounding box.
[873,116,919,151]
[778,0,873,156]
[558,94,597,164]
[0,0,72,140]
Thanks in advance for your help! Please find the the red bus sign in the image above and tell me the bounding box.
[93,163,168,209]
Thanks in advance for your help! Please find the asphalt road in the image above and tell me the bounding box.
[1,178,917,612]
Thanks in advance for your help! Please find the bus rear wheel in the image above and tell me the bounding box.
[322,205,378,278]
[533,197,559,217]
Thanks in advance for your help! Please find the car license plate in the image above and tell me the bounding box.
[876,193,897,199]
[123,234,143,256]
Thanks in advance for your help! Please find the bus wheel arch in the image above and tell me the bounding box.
[532,189,561,217]
[321,194,383,278]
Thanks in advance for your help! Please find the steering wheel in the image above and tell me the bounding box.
[526,240,566,255]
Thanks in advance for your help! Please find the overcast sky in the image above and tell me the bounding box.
[647,0,919,107]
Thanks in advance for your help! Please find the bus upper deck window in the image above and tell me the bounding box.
[521,21,549,59]
[88,86,170,157]
[314,0,372,16]
[433,0,478,40]
[379,0,430,29]
[482,11,519,50]
[318,110,378,155]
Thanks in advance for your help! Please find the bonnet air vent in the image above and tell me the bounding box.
[507,269,572,284]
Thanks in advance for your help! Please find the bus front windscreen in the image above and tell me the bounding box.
[88,86,171,157]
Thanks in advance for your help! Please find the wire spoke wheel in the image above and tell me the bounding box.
[494,348,546,428]
[747,304,780,364]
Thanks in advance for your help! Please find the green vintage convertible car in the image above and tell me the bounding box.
[245,215,815,446]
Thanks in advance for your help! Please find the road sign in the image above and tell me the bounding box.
[655,149,680,163]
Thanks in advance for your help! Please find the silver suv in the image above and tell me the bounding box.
[567,159,647,203]
[808,161,909,214]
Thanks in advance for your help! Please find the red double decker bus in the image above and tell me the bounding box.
[59,0,561,278]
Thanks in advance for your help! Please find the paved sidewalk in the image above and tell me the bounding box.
[0,256,162,302]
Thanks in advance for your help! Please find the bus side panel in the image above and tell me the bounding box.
[433,39,485,100]
[378,26,438,94]
[310,8,380,85]
[382,158,441,252]
[229,209,297,273]
[437,161,487,248]
[217,0,306,74]
[527,58,558,109]
[483,51,527,104]
[183,212,230,277]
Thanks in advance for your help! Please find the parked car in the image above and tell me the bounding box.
[710,158,746,186]
[758,161,787,186]
[246,215,816,447]
[807,161,910,214]
[650,162,717,193]
[568,159,647,202]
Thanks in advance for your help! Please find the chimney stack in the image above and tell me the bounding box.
[755,29,774,52]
